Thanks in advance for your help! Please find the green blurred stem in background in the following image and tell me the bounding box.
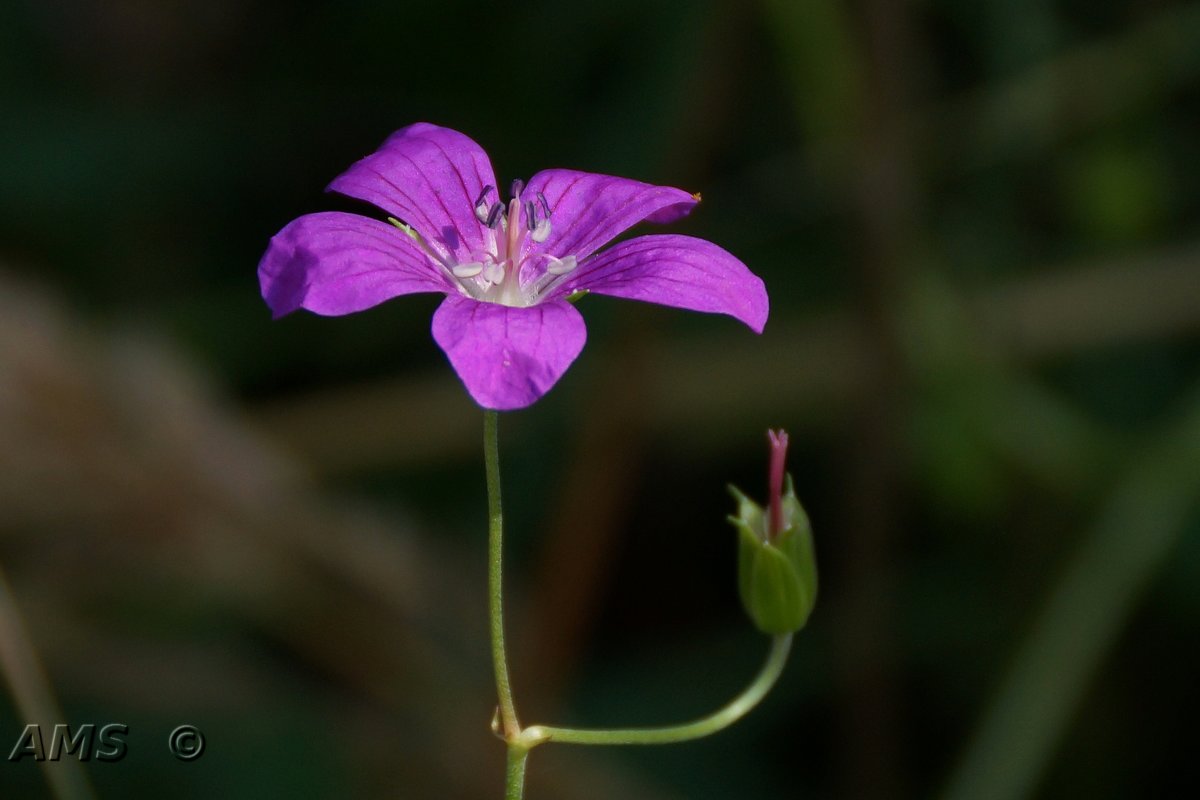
[0,565,96,800]
[941,386,1200,800]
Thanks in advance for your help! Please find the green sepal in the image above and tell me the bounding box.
[727,484,766,539]
[779,481,817,604]
[728,479,818,634]
[743,536,811,634]
[733,519,761,611]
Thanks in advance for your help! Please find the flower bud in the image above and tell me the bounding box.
[728,431,817,634]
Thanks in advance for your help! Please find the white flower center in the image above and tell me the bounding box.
[402,181,578,307]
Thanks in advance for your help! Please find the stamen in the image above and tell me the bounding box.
[482,260,506,285]
[485,202,505,229]
[456,278,484,300]
[387,217,419,240]
[452,262,484,278]
[473,185,494,223]
[526,255,578,301]
[545,255,577,275]
[387,216,462,289]
[537,191,551,218]
[525,201,537,231]
[510,178,525,199]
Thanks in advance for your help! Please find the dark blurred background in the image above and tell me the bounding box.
[2,0,1199,798]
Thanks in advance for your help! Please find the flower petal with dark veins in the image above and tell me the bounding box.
[327,123,497,264]
[431,295,586,410]
[554,234,768,333]
[521,170,697,263]
[258,212,449,318]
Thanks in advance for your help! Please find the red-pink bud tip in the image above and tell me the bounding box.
[767,429,789,538]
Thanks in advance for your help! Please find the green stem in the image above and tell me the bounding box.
[504,744,530,800]
[483,411,793,799]
[521,634,793,747]
[485,410,520,739]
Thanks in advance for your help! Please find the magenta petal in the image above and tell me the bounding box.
[326,123,497,263]
[555,234,768,333]
[522,169,697,262]
[431,296,587,410]
[258,212,448,317]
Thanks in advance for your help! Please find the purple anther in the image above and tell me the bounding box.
[537,191,551,218]
[525,200,538,230]
[485,201,505,229]
[474,184,494,208]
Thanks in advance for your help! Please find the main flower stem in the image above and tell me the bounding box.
[504,744,530,800]
[519,634,793,747]
[485,410,520,740]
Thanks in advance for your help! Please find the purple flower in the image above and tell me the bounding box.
[258,123,768,410]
